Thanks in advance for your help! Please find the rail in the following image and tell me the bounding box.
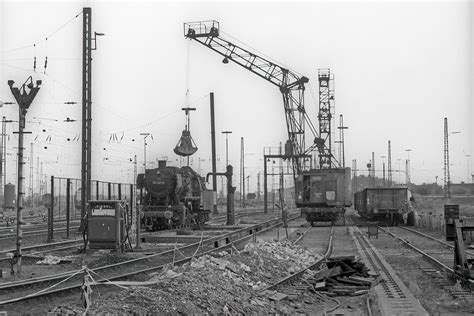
[0,214,299,305]
[399,226,474,256]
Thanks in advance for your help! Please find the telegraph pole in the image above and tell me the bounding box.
[81,7,104,221]
[8,77,41,275]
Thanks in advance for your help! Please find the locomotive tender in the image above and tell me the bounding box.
[137,161,211,231]
[295,168,352,225]
[354,187,409,225]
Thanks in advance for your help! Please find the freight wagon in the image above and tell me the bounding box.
[354,187,409,225]
[295,168,352,225]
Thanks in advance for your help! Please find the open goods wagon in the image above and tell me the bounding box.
[295,168,352,225]
[354,187,409,225]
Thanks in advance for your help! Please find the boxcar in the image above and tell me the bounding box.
[295,168,351,225]
[354,187,409,225]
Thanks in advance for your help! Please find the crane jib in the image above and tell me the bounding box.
[183,20,338,170]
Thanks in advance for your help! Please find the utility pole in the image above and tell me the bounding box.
[36,157,40,206]
[388,140,392,186]
[240,137,245,208]
[336,114,348,168]
[221,131,232,167]
[8,77,41,275]
[29,143,33,207]
[209,92,217,214]
[140,133,151,173]
[380,155,386,187]
[352,159,358,192]
[81,7,104,221]
[444,117,450,197]
[1,116,14,199]
[371,152,375,187]
[406,148,412,189]
[466,154,471,183]
[1,116,5,195]
[257,172,261,201]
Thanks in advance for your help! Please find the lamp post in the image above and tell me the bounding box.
[8,77,41,275]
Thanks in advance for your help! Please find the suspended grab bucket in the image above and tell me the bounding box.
[174,130,198,156]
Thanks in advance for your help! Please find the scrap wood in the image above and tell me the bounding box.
[350,290,369,296]
[346,276,374,285]
[328,266,342,278]
[327,255,357,262]
[268,292,288,301]
[331,285,368,290]
[335,277,370,287]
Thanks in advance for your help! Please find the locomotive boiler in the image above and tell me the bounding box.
[137,161,211,231]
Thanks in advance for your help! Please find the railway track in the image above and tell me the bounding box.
[398,226,474,257]
[0,214,298,307]
[351,226,429,315]
[0,226,80,243]
[378,226,474,299]
[0,239,83,264]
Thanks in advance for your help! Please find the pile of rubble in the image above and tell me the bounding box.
[72,239,323,314]
[304,256,376,297]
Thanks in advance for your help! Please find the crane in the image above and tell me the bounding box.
[183,20,339,176]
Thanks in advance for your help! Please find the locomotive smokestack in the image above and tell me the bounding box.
[158,160,167,168]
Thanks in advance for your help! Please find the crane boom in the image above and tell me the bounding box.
[184,20,339,172]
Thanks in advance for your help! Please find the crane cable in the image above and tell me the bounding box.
[185,39,191,111]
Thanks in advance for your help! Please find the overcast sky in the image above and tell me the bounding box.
[0,0,472,192]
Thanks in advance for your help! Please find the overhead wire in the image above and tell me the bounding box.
[0,10,83,56]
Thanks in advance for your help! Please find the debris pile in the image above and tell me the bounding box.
[305,255,377,296]
[69,239,324,314]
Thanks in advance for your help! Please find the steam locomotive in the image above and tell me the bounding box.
[136,161,211,231]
